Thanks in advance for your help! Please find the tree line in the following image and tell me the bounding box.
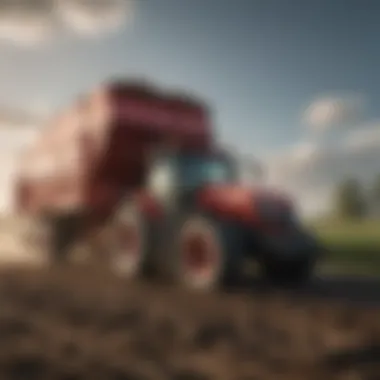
[334,176,380,219]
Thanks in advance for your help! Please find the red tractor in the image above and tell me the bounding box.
[14,80,322,290]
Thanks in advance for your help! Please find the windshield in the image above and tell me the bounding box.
[177,154,235,188]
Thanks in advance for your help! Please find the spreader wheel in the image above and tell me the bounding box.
[21,217,54,263]
[106,201,149,279]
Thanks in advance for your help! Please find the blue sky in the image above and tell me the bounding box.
[0,0,378,153]
[0,0,380,215]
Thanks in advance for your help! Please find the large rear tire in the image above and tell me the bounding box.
[173,214,244,291]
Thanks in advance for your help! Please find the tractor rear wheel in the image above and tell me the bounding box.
[173,214,244,291]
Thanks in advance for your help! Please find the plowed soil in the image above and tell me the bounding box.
[0,265,379,380]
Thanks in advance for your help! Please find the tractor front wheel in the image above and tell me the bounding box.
[262,257,314,286]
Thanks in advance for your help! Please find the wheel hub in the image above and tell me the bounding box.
[184,234,214,274]
[181,225,220,290]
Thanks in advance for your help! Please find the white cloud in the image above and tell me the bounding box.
[343,123,380,152]
[0,0,134,47]
[0,15,55,46]
[266,141,328,184]
[265,125,380,218]
[0,0,57,46]
[0,104,49,129]
[302,94,366,133]
[57,0,132,37]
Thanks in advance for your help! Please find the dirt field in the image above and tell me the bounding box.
[0,265,379,380]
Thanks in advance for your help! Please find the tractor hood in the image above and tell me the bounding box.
[197,184,294,226]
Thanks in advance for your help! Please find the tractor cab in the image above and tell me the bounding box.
[146,148,237,210]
